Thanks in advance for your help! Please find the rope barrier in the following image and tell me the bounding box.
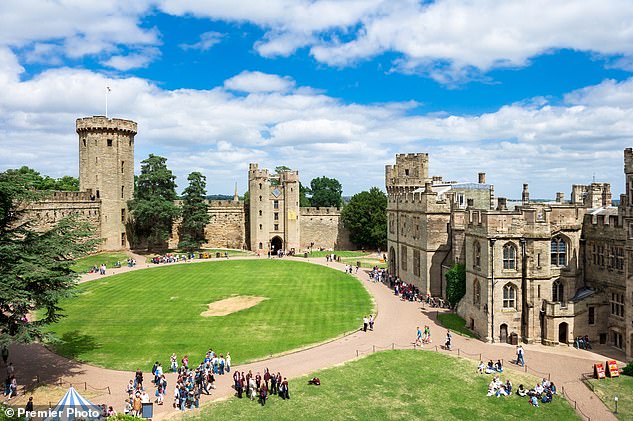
[561,385,591,421]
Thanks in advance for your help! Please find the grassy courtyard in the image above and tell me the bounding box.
[71,252,132,273]
[46,260,372,371]
[196,350,578,421]
[587,375,632,420]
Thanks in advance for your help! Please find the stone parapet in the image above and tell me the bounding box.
[76,116,137,134]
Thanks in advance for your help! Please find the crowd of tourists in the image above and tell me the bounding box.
[232,368,290,406]
[151,254,191,264]
[517,378,558,407]
[122,349,232,415]
[368,267,387,282]
[573,335,592,350]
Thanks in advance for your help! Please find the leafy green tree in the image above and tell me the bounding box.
[179,172,210,251]
[0,169,97,344]
[310,176,343,208]
[299,182,311,207]
[445,263,466,306]
[341,187,387,249]
[128,154,180,251]
[4,166,79,191]
[270,165,292,186]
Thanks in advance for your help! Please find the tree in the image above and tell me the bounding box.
[310,176,343,208]
[4,166,79,191]
[0,169,97,344]
[299,182,311,207]
[270,165,291,186]
[179,172,210,251]
[341,187,387,249]
[128,154,180,251]
[445,263,466,306]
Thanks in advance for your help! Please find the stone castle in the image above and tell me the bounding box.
[28,116,351,254]
[386,150,633,359]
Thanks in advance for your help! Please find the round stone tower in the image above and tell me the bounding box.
[77,116,137,250]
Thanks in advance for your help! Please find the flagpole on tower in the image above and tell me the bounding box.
[105,86,111,118]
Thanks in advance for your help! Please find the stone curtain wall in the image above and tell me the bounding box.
[169,200,246,250]
[299,207,353,250]
[25,190,102,237]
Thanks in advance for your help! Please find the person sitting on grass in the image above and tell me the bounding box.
[485,360,495,374]
[517,384,528,397]
[308,377,321,385]
[494,360,503,372]
[505,380,512,395]
[541,389,553,404]
[530,395,539,407]
[495,384,508,398]
[477,361,485,374]
[549,382,557,395]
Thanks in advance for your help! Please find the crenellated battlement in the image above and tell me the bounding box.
[300,207,342,216]
[76,116,137,134]
[207,200,244,208]
[37,190,98,202]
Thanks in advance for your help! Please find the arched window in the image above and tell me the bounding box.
[552,280,564,302]
[551,237,567,267]
[503,243,516,270]
[503,284,516,309]
[473,279,481,308]
[473,241,481,268]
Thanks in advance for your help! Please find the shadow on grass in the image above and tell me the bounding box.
[53,331,101,359]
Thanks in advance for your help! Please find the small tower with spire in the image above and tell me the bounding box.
[233,182,239,202]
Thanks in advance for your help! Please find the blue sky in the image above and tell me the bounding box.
[1,0,632,199]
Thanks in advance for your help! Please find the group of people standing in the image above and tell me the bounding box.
[233,368,289,406]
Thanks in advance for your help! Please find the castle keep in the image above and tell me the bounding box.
[387,150,633,359]
[29,116,350,253]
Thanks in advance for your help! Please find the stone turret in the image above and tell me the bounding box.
[77,116,136,250]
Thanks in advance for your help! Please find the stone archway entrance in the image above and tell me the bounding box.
[271,236,283,254]
[389,247,396,275]
[558,322,568,344]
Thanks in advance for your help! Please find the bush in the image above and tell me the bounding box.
[445,263,466,306]
[622,360,633,376]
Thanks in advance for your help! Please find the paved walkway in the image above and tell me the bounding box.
[8,255,620,420]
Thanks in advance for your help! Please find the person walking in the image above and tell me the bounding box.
[516,345,525,366]
[363,316,369,332]
[369,315,375,331]
[445,330,452,351]
[415,326,422,346]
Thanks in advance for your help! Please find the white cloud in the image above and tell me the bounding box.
[102,48,161,71]
[156,0,633,83]
[224,71,295,93]
[0,47,630,198]
[179,31,224,51]
[0,0,158,65]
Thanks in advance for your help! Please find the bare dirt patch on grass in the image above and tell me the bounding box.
[200,295,268,317]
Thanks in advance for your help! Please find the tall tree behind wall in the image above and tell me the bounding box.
[128,154,180,251]
[179,172,210,251]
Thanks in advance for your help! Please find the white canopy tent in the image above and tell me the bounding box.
[43,386,102,421]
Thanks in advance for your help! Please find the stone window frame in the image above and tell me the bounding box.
[502,242,517,270]
[552,279,564,303]
[473,241,481,269]
[550,236,568,267]
[473,279,481,308]
[610,292,624,318]
[412,249,420,276]
[502,283,516,309]
[400,245,408,272]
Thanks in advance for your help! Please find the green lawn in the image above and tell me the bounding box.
[71,252,131,273]
[45,260,372,371]
[195,350,578,421]
[341,257,387,269]
[437,313,478,338]
[588,375,632,420]
[308,251,370,258]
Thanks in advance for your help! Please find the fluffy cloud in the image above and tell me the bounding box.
[179,31,224,51]
[224,71,296,93]
[156,0,633,83]
[0,47,630,198]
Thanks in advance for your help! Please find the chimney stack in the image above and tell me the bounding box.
[424,181,433,193]
[497,197,507,211]
[522,183,530,205]
[556,192,564,204]
[478,172,486,184]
